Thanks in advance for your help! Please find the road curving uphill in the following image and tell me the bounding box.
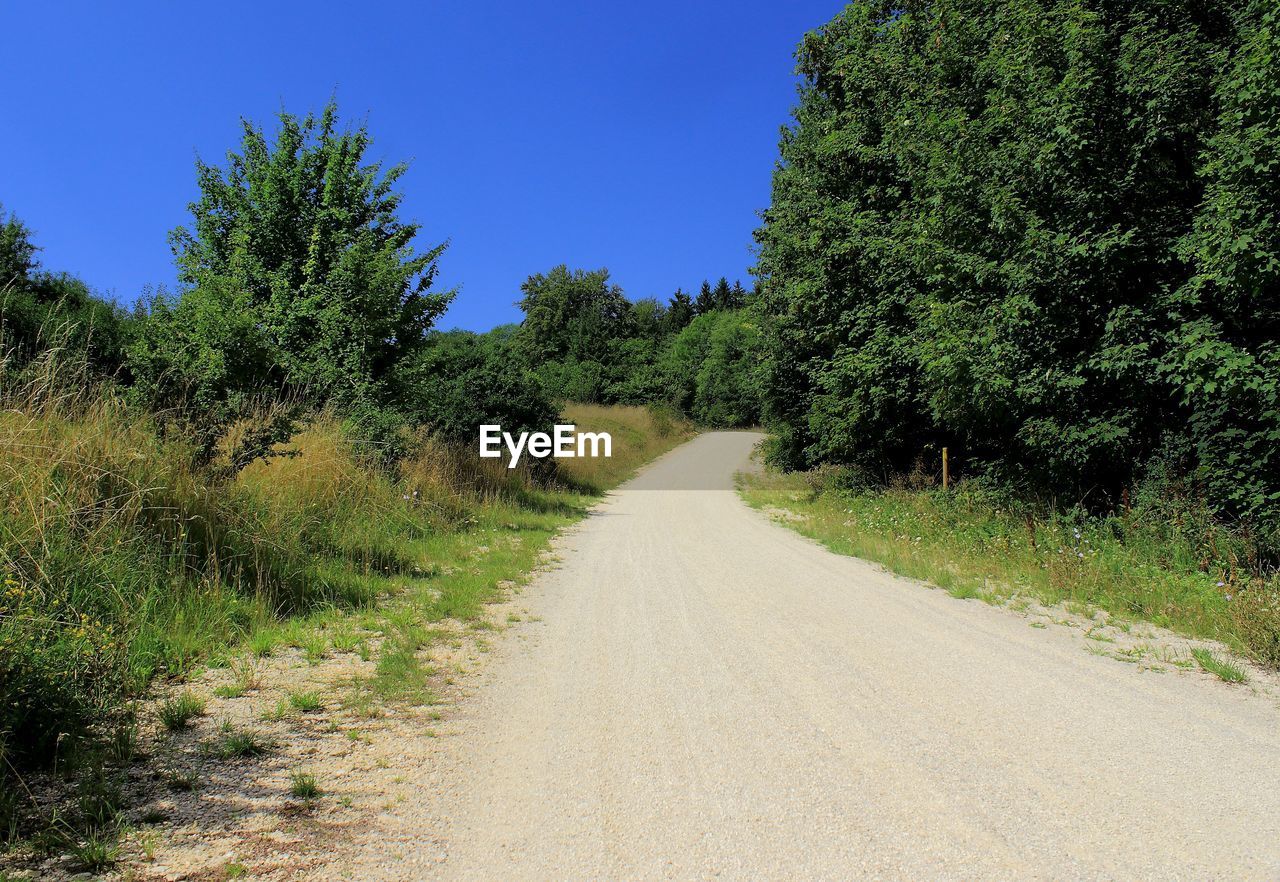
[351,431,1280,880]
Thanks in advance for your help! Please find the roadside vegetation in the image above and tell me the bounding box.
[0,347,688,866]
[740,467,1280,671]
[742,0,1279,673]
[0,98,697,868]
[754,2,1280,557]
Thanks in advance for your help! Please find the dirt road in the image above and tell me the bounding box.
[357,432,1280,880]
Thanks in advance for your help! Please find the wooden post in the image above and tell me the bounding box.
[942,447,950,490]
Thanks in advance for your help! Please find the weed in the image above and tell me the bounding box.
[288,690,324,713]
[137,829,159,861]
[229,655,262,691]
[71,831,120,871]
[301,634,329,665]
[289,770,321,800]
[1191,648,1248,683]
[263,698,294,722]
[248,630,278,658]
[76,761,123,830]
[330,626,361,654]
[165,770,201,792]
[158,693,206,731]
[203,724,275,759]
[108,720,140,764]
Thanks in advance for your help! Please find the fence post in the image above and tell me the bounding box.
[942,446,949,490]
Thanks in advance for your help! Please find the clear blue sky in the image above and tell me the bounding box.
[0,1,843,332]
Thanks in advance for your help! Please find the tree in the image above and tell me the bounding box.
[515,265,631,363]
[694,280,716,314]
[631,297,668,339]
[398,330,556,444]
[711,277,733,311]
[128,281,288,470]
[0,207,37,286]
[133,100,453,468]
[754,0,1253,518]
[666,288,694,331]
[0,206,130,377]
[167,99,453,405]
[693,312,763,427]
[1165,1,1280,541]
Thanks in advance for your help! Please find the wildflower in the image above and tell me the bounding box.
[1217,581,1225,588]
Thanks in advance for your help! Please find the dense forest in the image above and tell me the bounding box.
[755,0,1280,550]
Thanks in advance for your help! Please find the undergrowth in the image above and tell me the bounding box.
[0,348,690,853]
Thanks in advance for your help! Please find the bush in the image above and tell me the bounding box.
[0,207,131,378]
[127,281,295,472]
[399,330,558,444]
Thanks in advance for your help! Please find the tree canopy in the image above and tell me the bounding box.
[755,0,1279,540]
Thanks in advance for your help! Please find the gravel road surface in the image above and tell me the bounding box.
[373,431,1280,880]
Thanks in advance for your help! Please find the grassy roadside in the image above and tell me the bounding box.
[738,467,1280,673]
[0,356,692,871]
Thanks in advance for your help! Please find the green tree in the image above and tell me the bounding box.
[755,0,1265,525]
[692,312,763,427]
[1166,1,1280,541]
[694,280,716,315]
[0,206,130,376]
[666,288,695,331]
[132,100,453,467]
[515,265,631,363]
[398,329,556,444]
[166,99,452,405]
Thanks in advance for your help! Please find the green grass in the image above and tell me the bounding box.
[157,693,206,731]
[739,468,1279,670]
[288,770,321,801]
[202,724,275,760]
[165,770,201,792]
[70,832,119,872]
[287,691,324,713]
[0,364,690,856]
[1191,648,1248,683]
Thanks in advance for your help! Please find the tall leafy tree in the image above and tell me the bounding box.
[1166,1,1280,535]
[755,0,1278,537]
[132,100,452,468]
[515,265,631,363]
[166,99,452,403]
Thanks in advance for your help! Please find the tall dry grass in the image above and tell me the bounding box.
[556,403,692,491]
[1,348,695,779]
